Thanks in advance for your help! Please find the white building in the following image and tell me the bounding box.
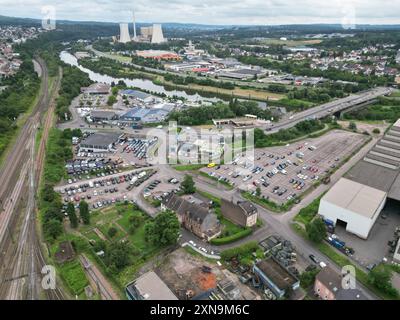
[318,178,387,239]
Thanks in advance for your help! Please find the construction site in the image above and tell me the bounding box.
[155,248,261,300]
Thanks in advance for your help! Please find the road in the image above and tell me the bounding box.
[0,59,65,300]
[156,136,380,300]
[268,87,393,133]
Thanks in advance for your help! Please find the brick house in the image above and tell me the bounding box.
[161,193,221,241]
[221,199,258,227]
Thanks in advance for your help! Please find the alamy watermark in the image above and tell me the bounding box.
[145,122,255,167]
[41,6,56,30]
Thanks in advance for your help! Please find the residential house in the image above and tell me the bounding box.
[314,266,368,300]
[221,199,258,227]
[161,193,221,241]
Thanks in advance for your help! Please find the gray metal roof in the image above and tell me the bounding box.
[322,178,387,219]
[80,132,120,148]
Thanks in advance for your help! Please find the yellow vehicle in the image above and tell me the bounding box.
[298,159,304,163]
[207,163,216,168]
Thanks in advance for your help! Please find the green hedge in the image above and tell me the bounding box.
[210,228,252,245]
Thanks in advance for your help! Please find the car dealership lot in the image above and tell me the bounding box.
[201,130,367,205]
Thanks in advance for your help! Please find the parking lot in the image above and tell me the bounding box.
[114,136,158,166]
[56,168,158,209]
[201,130,367,205]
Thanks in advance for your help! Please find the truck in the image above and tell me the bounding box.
[327,236,345,249]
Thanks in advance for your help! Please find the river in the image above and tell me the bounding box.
[60,51,227,103]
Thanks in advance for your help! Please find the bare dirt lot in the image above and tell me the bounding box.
[201,129,368,205]
[156,248,261,300]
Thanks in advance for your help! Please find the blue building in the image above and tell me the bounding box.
[253,258,300,298]
[120,107,170,123]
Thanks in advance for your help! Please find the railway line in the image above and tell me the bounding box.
[0,58,65,300]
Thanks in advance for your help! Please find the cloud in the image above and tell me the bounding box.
[1,0,400,25]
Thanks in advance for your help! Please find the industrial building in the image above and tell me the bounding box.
[121,89,154,103]
[253,258,300,298]
[79,132,121,153]
[139,24,166,44]
[346,119,400,203]
[120,107,170,123]
[126,271,178,300]
[318,178,387,239]
[136,50,180,61]
[81,83,110,95]
[89,110,118,123]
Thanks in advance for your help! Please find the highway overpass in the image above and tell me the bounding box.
[267,87,393,133]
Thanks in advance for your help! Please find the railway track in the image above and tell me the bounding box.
[0,59,65,300]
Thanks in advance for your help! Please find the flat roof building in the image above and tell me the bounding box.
[126,271,178,300]
[79,132,121,153]
[81,83,110,95]
[319,178,387,239]
[253,258,300,298]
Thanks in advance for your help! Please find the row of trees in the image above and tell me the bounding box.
[40,129,82,241]
[56,65,92,120]
[163,74,235,90]
[0,57,40,157]
[254,119,325,148]
[168,99,273,126]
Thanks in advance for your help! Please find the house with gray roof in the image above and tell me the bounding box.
[161,193,221,241]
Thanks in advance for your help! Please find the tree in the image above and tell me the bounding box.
[104,241,138,272]
[128,214,144,234]
[108,227,118,238]
[256,187,261,197]
[368,265,399,298]
[144,210,180,246]
[66,202,78,228]
[348,121,357,131]
[44,219,63,240]
[306,218,327,243]
[181,174,196,194]
[79,200,90,225]
[372,128,380,134]
[107,95,117,106]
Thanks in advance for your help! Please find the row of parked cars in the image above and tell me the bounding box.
[126,170,157,191]
[66,158,119,175]
[122,137,158,160]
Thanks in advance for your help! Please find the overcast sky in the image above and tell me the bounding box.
[1,0,400,25]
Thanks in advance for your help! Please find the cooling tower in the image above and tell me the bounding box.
[119,23,131,43]
[151,24,166,44]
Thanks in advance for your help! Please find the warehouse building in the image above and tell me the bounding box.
[346,119,400,203]
[89,110,118,123]
[120,107,170,123]
[121,89,155,104]
[126,271,178,300]
[318,178,387,239]
[81,83,110,95]
[79,132,121,153]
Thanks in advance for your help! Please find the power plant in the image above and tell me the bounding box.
[151,24,165,44]
[119,23,131,43]
[118,11,166,44]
